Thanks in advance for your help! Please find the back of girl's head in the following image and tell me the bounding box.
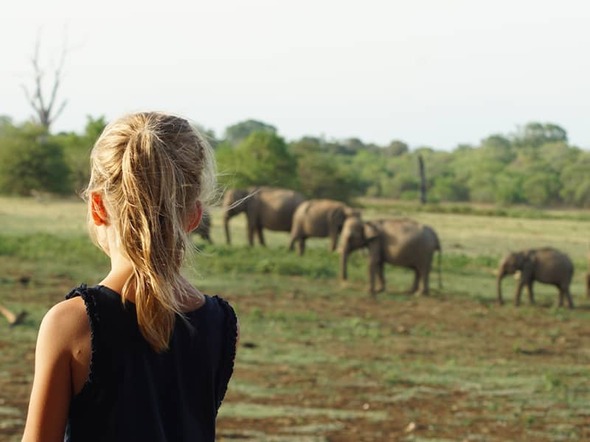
[86,112,217,352]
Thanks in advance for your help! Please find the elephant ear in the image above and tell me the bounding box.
[526,250,538,266]
[363,221,380,242]
[329,207,344,224]
[343,207,360,218]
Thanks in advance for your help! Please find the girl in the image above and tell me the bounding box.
[22,112,238,442]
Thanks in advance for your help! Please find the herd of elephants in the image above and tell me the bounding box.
[193,186,581,309]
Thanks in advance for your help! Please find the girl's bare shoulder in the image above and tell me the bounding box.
[39,296,90,345]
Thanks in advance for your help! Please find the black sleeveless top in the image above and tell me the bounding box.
[63,284,237,442]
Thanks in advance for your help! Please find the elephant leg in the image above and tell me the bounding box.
[514,281,525,306]
[368,260,380,296]
[298,238,306,256]
[413,270,429,296]
[420,270,430,296]
[289,236,296,252]
[247,226,255,247]
[408,270,419,294]
[559,285,574,308]
[257,226,266,247]
[377,261,385,293]
[563,288,574,309]
[526,282,535,305]
[330,232,338,252]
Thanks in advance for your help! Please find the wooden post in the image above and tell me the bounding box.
[418,154,427,204]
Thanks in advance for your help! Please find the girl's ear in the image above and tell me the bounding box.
[90,192,108,226]
[186,202,203,233]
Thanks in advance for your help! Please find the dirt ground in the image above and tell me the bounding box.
[2,283,590,442]
[215,287,590,441]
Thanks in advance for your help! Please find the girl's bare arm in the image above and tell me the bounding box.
[22,297,89,442]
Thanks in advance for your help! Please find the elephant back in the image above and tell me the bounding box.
[532,247,574,284]
[256,188,305,231]
[294,199,349,237]
[378,218,438,265]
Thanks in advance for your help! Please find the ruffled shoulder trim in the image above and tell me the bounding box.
[212,295,238,412]
[65,284,100,396]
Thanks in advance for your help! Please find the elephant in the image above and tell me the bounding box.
[339,217,441,296]
[222,187,305,246]
[289,199,359,255]
[192,209,213,244]
[497,247,574,308]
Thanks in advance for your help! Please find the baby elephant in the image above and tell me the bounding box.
[497,247,574,308]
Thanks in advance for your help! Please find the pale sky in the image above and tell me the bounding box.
[2,0,590,150]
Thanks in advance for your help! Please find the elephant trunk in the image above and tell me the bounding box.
[224,214,231,245]
[340,246,349,280]
[497,269,506,305]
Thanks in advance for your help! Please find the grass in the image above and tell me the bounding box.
[2,197,590,441]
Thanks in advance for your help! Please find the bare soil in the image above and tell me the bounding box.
[215,287,590,441]
[2,281,590,442]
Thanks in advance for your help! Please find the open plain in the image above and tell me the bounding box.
[1,197,589,441]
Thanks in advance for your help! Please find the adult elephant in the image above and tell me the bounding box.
[339,217,441,296]
[497,247,574,308]
[223,187,305,246]
[289,199,359,255]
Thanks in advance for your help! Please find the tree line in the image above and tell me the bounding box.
[0,116,588,208]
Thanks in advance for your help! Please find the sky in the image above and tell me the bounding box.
[2,0,590,150]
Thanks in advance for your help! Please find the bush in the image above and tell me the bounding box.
[0,127,71,195]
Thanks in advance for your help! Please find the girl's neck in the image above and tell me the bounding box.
[99,258,135,300]
[99,259,204,310]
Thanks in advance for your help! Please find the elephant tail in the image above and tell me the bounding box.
[435,241,442,291]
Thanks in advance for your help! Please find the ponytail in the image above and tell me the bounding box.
[87,112,216,352]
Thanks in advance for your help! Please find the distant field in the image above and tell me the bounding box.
[1,196,590,441]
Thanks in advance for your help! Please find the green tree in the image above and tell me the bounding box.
[514,122,568,148]
[216,131,297,189]
[431,175,469,202]
[289,136,323,157]
[297,151,361,202]
[0,122,70,195]
[521,172,560,206]
[0,115,14,135]
[383,140,409,157]
[350,149,390,197]
[52,115,107,193]
[560,153,590,207]
[223,119,276,146]
[494,173,523,205]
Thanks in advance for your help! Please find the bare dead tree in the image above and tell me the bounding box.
[21,32,68,131]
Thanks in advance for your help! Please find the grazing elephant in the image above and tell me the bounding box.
[223,187,305,246]
[289,199,359,255]
[497,247,574,308]
[339,217,441,296]
[192,209,213,244]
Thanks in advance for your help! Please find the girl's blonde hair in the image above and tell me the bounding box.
[85,112,217,352]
